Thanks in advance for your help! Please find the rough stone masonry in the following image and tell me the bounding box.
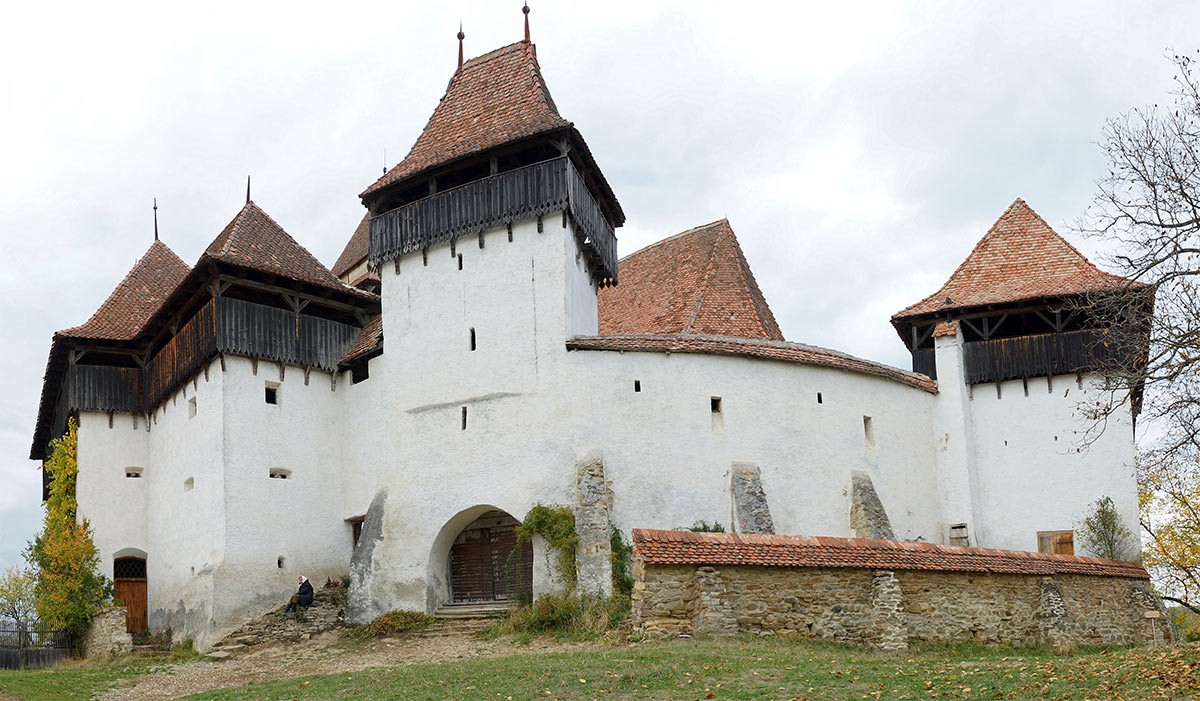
[630,529,1172,651]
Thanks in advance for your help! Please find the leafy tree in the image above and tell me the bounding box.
[1075,496,1137,561]
[0,566,38,633]
[25,419,110,636]
[1079,50,1200,613]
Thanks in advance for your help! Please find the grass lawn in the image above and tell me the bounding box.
[2,638,1197,700]
[186,638,1198,701]
[0,646,201,701]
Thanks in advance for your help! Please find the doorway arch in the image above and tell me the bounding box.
[432,506,533,605]
[112,548,147,634]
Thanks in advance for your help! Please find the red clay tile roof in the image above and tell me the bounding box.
[567,334,936,393]
[932,320,959,338]
[362,41,570,198]
[632,529,1148,579]
[598,219,783,340]
[205,202,365,296]
[332,213,370,279]
[60,240,190,341]
[894,199,1135,320]
[340,313,382,365]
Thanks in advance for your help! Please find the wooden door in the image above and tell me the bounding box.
[448,512,533,603]
[1037,531,1074,556]
[113,557,148,633]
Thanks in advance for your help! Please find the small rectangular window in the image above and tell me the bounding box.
[269,468,291,480]
[711,397,722,413]
[634,380,641,393]
[188,397,197,418]
[710,396,724,434]
[863,416,875,451]
[817,392,823,404]
[184,477,194,492]
[265,384,279,405]
[1037,530,1074,555]
[125,467,143,479]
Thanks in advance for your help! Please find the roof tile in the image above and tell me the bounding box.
[362,41,570,198]
[894,199,1135,320]
[567,334,936,392]
[632,529,1148,579]
[332,213,370,279]
[61,240,190,341]
[598,219,783,340]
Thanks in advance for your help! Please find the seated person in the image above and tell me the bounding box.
[284,575,314,613]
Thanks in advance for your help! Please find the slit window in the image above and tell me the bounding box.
[634,380,641,393]
[817,392,823,404]
[710,396,724,434]
[469,328,476,351]
[457,253,463,270]
[461,406,467,430]
[269,468,291,480]
[863,416,875,451]
[125,467,143,479]
[277,556,285,569]
[265,384,279,405]
[184,477,194,492]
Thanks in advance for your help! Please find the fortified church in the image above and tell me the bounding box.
[32,12,1147,649]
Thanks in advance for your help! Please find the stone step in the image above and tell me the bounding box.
[433,602,515,620]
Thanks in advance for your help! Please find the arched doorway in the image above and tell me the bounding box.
[112,552,147,634]
[448,510,532,603]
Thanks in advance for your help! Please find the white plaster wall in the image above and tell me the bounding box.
[143,360,228,649]
[76,411,150,576]
[212,357,352,640]
[966,372,1139,555]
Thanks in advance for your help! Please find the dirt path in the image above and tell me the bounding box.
[98,631,593,700]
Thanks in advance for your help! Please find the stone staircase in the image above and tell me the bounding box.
[422,601,515,637]
[206,587,347,658]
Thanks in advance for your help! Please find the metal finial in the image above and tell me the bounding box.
[246,175,251,205]
[457,22,465,69]
[153,198,159,241]
[523,3,531,43]
[383,148,387,175]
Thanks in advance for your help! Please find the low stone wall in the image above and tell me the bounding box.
[631,530,1172,650]
[83,606,133,658]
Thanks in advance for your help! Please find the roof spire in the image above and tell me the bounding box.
[523,3,531,42]
[246,175,251,205]
[457,23,465,69]
[153,198,159,241]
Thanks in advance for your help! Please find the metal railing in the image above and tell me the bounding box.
[0,625,71,670]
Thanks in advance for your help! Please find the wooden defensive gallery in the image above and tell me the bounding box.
[31,11,1153,648]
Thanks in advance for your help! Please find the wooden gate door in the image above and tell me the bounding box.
[449,511,533,603]
[113,557,148,634]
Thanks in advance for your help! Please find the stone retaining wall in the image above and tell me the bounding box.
[83,606,133,658]
[631,530,1172,651]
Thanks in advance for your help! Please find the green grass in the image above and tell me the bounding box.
[0,645,204,701]
[182,637,1199,701]
[478,592,630,642]
[3,637,1197,700]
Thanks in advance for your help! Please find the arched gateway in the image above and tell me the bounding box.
[446,509,532,604]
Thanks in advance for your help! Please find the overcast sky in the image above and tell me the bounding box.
[0,0,1194,573]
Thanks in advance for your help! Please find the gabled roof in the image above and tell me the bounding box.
[893,199,1134,320]
[332,213,370,279]
[362,41,570,198]
[598,219,783,340]
[204,202,355,295]
[60,240,190,341]
[632,529,1148,579]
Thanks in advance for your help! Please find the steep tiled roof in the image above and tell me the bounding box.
[894,199,1134,320]
[332,213,370,279]
[362,41,570,197]
[632,529,1148,580]
[598,220,783,340]
[60,240,190,341]
[567,334,936,392]
[340,313,382,365]
[205,202,362,296]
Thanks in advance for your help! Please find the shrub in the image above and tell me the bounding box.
[342,610,434,640]
[681,520,725,533]
[484,592,629,641]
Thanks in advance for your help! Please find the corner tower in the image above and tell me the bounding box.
[892,199,1148,555]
